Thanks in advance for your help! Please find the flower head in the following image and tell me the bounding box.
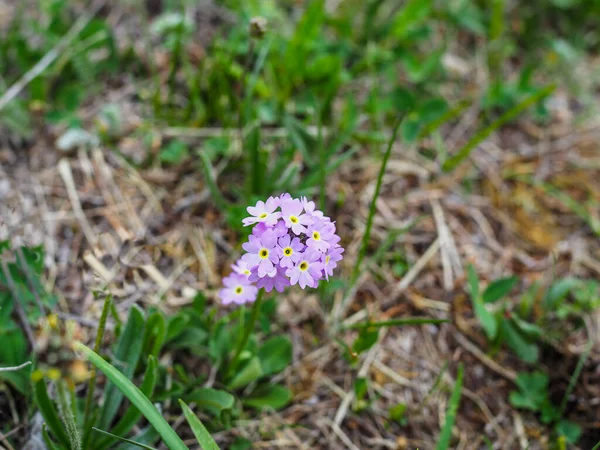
[218,193,343,306]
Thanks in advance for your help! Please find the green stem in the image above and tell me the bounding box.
[229,290,264,372]
[82,294,112,448]
[56,381,81,450]
[351,117,402,284]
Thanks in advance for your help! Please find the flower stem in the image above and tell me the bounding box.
[229,290,264,373]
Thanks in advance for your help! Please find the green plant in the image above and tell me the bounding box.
[510,371,581,445]
[467,265,542,363]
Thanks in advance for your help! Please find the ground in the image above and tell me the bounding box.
[1,1,599,450]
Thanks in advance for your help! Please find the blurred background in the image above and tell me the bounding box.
[1,0,599,449]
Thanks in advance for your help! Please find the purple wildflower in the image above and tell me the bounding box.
[219,273,258,305]
[322,245,344,280]
[250,266,290,293]
[231,259,251,276]
[306,219,336,253]
[280,197,312,234]
[286,250,324,289]
[277,234,304,268]
[241,229,280,277]
[243,196,281,226]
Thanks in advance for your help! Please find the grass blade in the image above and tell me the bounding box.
[75,343,188,450]
[92,428,158,450]
[97,356,159,450]
[351,118,402,284]
[98,305,146,430]
[83,294,112,448]
[442,84,555,172]
[178,400,220,450]
[346,318,448,330]
[34,380,71,448]
[436,363,464,450]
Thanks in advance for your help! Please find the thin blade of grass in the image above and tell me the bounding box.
[346,318,449,330]
[75,343,188,450]
[34,380,71,448]
[442,84,555,172]
[92,428,158,450]
[351,118,402,284]
[559,341,592,415]
[83,294,112,448]
[435,363,464,450]
[178,400,221,450]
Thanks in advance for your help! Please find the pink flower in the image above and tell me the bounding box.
[250,265,290,292]
[306,219,336,253]
[280,197,312,234]
[286,250,324,289]
[277,234,304,268]
[241,229,280,277]
[243,196,281,226]
[219,273,258,305]
[231,259,251,276]
[322,245,344,280]
[301,196,324,219]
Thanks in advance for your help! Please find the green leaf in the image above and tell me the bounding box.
[92,428,158,450]
[243,384,292,411]
[75,343,187,450]
[509,371,548,411]
[389,403,407,425]
[555,420,582,444]
[34,380,71,448]
[42,424,63,450]
[391,0,432,39]
[179,400,221,450]
[185,388,235,421]
[435,363,463,450]
[228,357,263,390]
[466,265,479,300]
[443,84,556,172]
[502,319,538,363]
[543,278,581,309]
[352,327,379,355]
[354,378,368,400]
[97,356,159,450]
[482,276,518,303]
[258,336,292,376]
[473,299,498,341]
[98,305,146,430]
[229,437,252,450]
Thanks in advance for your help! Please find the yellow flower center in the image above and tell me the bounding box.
[325,255,330,264]
[283,247,293,256]
[259,213,268,219]
[290,215,299,224]
[235,286,243,294]
[299,261,309,271]
[259,248,269,259]
[312,231,321,241]
[243,269,251,275]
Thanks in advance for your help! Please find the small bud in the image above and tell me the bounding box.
[249,17,267,39]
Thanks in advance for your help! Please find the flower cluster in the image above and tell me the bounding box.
[219,194,344,305]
